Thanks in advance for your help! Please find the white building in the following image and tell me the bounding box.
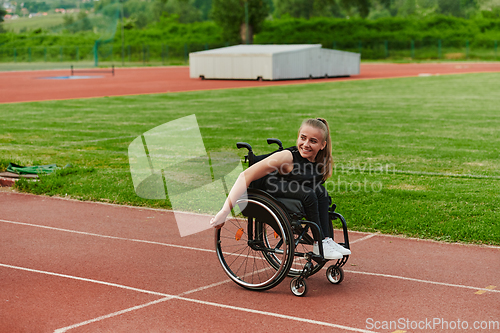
[189,44,360,81]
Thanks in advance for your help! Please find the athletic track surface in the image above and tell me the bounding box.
[1,63,499,332]
[1,62,500,103]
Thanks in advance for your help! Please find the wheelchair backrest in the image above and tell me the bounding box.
[237,138,283,166]
[236,138,284,189]
[237,138,311,219]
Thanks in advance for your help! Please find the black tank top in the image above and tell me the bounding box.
[261,146,324,191]
[282,146,324,185]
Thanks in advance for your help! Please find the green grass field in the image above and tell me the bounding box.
[1,73,499,244]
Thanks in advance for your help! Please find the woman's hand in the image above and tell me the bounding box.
[210,209,229,229]
[209,150,293,230]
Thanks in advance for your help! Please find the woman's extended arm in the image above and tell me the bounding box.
[210,150,293,228]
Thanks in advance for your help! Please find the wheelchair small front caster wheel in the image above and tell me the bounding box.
[326,266,344,284]
[290,277,307,297]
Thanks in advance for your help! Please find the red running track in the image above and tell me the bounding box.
[1,62,500,103]
[1,191,499,332]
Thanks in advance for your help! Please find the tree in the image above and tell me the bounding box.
[275,0,370,19]
[461,0,480,17]
[23,1,50,13]
[339,0,372,17]
[164,0,202,23]
[397,0,417,16]
[194,0,213,20]
[77,11,93,31]
[0,8,6,33]
[437,0,479,16]
[63,13,75,28]
[275,0,315,19]
[211,0,269,43]
[437,0,463,15]
[123,0,155,28]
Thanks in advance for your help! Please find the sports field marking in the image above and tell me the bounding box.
[37,75,104,80]
[349,233,378,244]
[53,268,274,332]
[51,278,236,332]
[0,262,170,297]
[340,167,500,180]
[0,218,281,262]
[389,169,500,180]
[0,218,214,254]
[345,270,500,294]
[475,285,497,295]
[61,135,138,145]
[0,263,376,333]
[2,218,499,295]
[53,297,174,333]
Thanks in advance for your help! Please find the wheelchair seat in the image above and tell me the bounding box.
[275,197,306,217]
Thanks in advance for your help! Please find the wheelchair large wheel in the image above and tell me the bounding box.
[215,191,295,291]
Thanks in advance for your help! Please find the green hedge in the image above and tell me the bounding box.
[0,31,96,47]
[0,19,224,49]
[255,16,500,48]
[122,19,224,45]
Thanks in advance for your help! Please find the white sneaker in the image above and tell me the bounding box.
[326,237,351,256]
[313,239,343,260]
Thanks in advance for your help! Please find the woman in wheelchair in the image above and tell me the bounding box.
[210,118,350,260]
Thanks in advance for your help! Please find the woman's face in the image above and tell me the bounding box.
[297,125,326,162]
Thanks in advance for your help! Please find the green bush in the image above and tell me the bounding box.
[1,17,224,49]
[120,16,223,46]
[254,15,500,45]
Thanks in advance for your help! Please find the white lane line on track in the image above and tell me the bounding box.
[0,263,170,297]
[0,218,213,254]
[0,218,270,262]
[2,218,499,295]
[0,263,375,333]
[53,297,174,333]
[56,270,274,332]
[345,270,500,294]
[349,233,378,244]
[51,279,236,333]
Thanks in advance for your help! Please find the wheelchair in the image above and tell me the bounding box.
[215,138,350,296]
